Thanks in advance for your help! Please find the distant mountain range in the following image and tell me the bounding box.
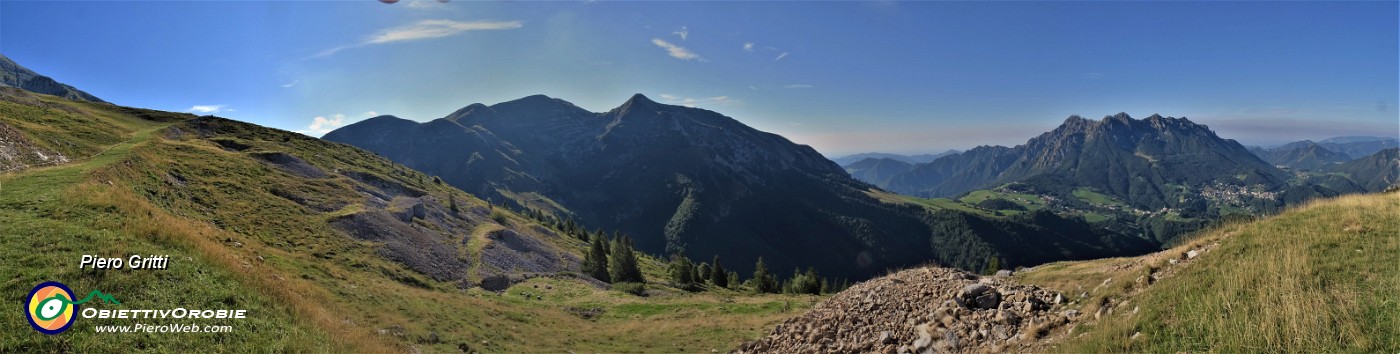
[843,158,914,187]
[884,114,1289,203]
[324,95,1154,278]
[1247,136,1398,170]
[325,94,942,279]
[830,151,958,166]
[0,54,105,103]
[842,113,1399,244]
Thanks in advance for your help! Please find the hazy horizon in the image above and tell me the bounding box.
[2,1,1395,156]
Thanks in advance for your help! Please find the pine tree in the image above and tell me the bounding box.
[609,234,644,283]
[601,232,612,256]
[584,234,611,283]
[710,255,727,288]
[690,263,703,284]
[784,267,821,295]
[668,255,695,288]
[697,262,711,283]
[752,257,778,293]
[982,256,1002,275]
[726,271,739,290]
[449,196,459,214]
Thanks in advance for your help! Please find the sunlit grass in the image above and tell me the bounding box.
[1019,192,1399,352]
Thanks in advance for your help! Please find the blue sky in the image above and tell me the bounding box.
[2,1,1396,156]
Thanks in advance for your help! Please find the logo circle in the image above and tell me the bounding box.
[26,282,77,335]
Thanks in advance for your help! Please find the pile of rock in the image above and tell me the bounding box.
[737,267,1076,353]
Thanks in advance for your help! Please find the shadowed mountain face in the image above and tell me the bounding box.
[842,157,914,186]
[325,94,946,279]
[1317,136,1399,159]
[1327,148,1400,192]
[0,54,105,103]
[1248,140,1351,170]
[885,113,1289,209]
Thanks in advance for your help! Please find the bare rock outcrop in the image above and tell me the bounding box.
[737,267,1076,354]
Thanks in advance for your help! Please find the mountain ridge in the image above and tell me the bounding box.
[324,95,1157,279]
[325,94,934,280]
[0,54,106,103]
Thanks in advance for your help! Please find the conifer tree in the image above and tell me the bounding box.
[710,255,728,288]
[584,234,611,283]
[609,234,644,283]
[668,255,695,288]
[752,257,778,293]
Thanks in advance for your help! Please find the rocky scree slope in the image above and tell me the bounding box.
[738,267,1075,354]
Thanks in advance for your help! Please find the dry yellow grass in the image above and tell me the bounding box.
[1018,192,1399,352]
[70,180,401,352]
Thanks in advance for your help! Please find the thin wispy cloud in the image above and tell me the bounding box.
[658,94,740,108]
[405,0,447,10]
[785,84,813,89]
[774,52,789,61]
[313,19,522,58]
[280,80,299,88]
[652,38,701,61]
[673,26,689,41]
[189,105,227,114]
[367,19,521,44]
[743,42,754,52]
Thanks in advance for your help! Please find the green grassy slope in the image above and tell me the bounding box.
[0,93,354,351]
[1017,191,1399,352]
[0,92,814,352]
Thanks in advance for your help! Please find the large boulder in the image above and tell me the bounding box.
[956,283,1002,310]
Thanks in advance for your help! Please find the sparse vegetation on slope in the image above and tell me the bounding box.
[1018,191,1399,352]
[0,92,820,352]
[741,191,1396,353]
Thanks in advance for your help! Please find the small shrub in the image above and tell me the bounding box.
[489,208,509,223]
[611,282,647,297]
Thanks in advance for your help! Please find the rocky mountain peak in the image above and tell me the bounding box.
[0,54,106,103]
[613,93,665,117]
[1105,112,1133,124]
[625,93,657,105]
[487,94,586,115]
[444,103,493,122]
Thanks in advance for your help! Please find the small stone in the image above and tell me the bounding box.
[878,331,894,344]
[913,324,934,349]
[1130,332,1142,340]
[1168,259,1179,265]
[1187,250,1200,259]
[994,269,1013,277]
